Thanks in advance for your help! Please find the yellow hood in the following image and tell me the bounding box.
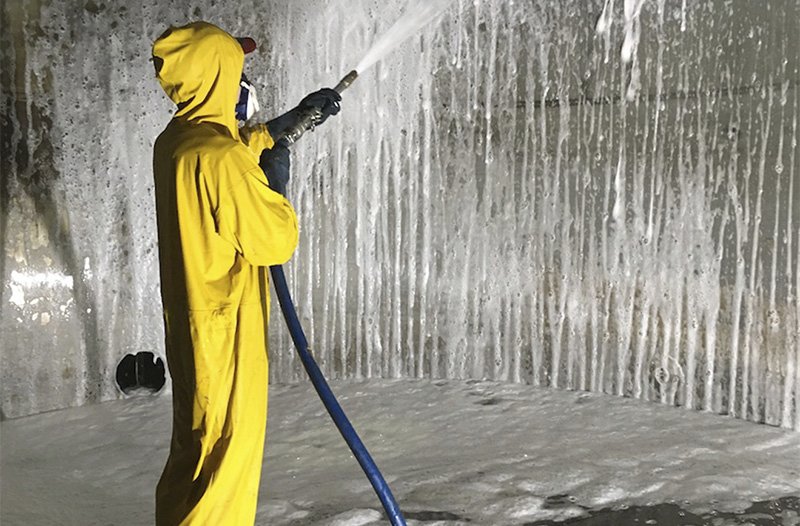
[153,21,243,138]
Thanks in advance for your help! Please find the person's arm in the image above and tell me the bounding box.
[240,122,274,158]
[215,160,298,267]
[241,88,341,157]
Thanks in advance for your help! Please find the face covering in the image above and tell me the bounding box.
[235,74,260,123]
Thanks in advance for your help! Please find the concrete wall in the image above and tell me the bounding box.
[1,0,797,426]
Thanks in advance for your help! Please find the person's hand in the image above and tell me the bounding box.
[298,88,341,126]
[265,87,342,139]
[259,145,290,196]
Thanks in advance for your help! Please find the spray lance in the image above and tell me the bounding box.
[274,70,359,147]
[267,69,407,526]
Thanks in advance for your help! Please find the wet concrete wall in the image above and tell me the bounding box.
[1,0,797,426]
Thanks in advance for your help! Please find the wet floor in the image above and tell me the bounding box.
[4,381,799,526]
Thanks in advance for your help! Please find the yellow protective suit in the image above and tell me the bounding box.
[151,22,298,525]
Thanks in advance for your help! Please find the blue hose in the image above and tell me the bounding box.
[269,264,407,525]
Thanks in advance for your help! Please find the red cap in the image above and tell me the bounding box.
[237,37,257,54]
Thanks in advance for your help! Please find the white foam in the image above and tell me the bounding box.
[2,380,798,525]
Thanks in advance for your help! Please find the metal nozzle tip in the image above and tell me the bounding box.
[334,70,358,94]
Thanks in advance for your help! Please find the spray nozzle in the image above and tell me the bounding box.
[333,70,358,94]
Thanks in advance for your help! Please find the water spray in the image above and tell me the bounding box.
[275,70,358,148]
[269,69,407,526]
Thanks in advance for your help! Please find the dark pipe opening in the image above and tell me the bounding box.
[115,352,166,395]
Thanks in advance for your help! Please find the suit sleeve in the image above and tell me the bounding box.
[215,164,299,267]
[240,122,275,158]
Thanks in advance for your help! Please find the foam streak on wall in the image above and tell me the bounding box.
[271,0,799,428]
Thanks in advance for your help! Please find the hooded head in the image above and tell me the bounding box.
[152,22,246,137]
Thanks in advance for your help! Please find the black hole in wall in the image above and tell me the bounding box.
[116,352,166,395]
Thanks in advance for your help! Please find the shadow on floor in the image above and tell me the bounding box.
[523,495,799,526]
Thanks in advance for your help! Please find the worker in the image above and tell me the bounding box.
[151,21,340,525]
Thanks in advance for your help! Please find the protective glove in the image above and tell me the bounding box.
[259,145,291,196]
[298,88,342,125]
[266,88,342,139]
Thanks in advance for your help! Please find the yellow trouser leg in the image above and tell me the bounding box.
[156,311,268,526]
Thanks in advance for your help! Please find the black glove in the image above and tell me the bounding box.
[259,145,290,196]
[298,88,341,125]
[266,88,342,138]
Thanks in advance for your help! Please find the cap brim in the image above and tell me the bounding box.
[237,37,257,54]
